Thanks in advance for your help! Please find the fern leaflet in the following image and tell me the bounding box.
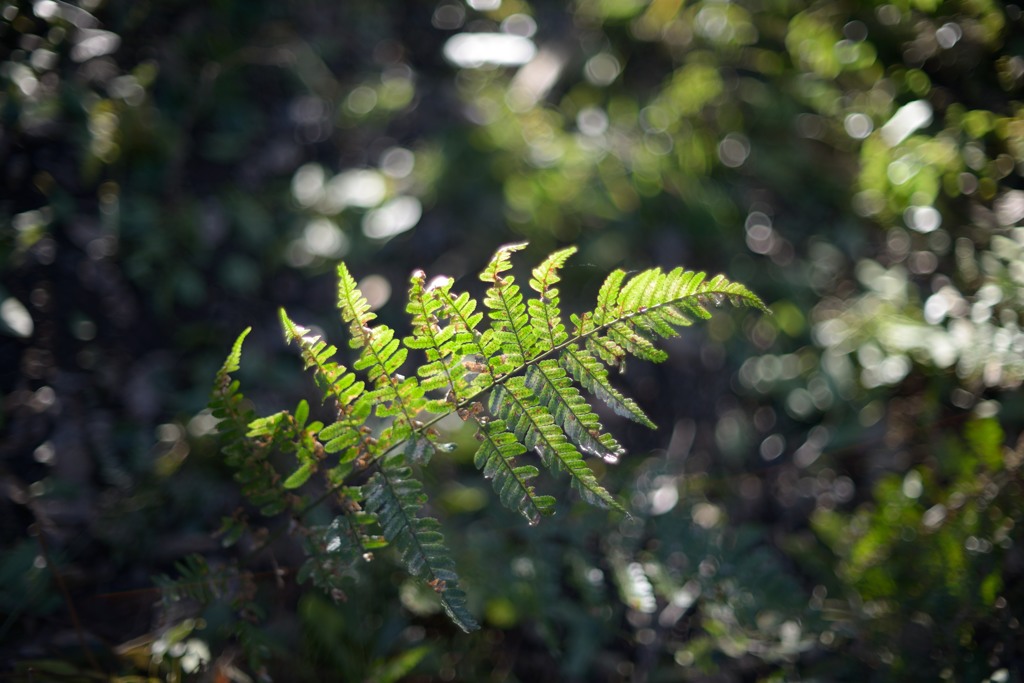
[481,241,535,371]
[489,378,624,512]
[473,417,556,524]
[524,359,624,462]
[528,246,575,350]
[337,262,376,347]
[210,327,291,517]
[560,344,656,429]
[405,270,466,410]
[364,456,478,632]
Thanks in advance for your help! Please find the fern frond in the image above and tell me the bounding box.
[336,270,427,449]
[245,401,324,491]
[583,331,628,369]
[592,269,627,326]
[489,379,624,512]
[211,244,766,634]
[525,359,624,462]
[364,457,479,632]
[354,327,407,384]
[606,321,668,363]
[219,327,250,376]
[528,246,576,351]
[439,287,494,393]
[279,309,373,478]
[479,241,529,284]
[405,271,466,410]
[479,257,762,512]
[560,344,656,428]
[617,268,664,314]
[575,267,766,369]
[337,262,376,348]
[353,325,424,424]
[318,416,368,461]
[283,405,321,489]
[481,242,535,369]
[280,309,365,408]
[210,328,252,435]
[211,328,293,516]
[473,417,556,524]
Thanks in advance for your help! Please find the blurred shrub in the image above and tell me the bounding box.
[3,0,1024,679]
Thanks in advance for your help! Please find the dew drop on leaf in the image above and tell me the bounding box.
[437,442,459,452]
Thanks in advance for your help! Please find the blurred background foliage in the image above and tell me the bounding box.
[2,0,1024,680]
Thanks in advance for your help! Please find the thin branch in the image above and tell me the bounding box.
[31,520,105,676]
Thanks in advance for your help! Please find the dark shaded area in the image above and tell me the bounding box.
[2,0,1024,681]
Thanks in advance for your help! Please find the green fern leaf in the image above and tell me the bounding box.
[355,326,425,423]
[405,271,467,406]
[488,379,624,512]
[527,246,575,351]
[576,267,766,368]
[585,333,628,368]
[616,268,663,314]
[364,459,479,632]
[219,327,250,377]
[560,344,656,428]
[246,410,290,438]
[210,328,250,433]
[283,461,315,489]
[524,359,625,462]
[473,418,556,524]
[479,241,529,284]
[210,328,295,517]
[482,284,531,368]
[318,420,362,459]
[481,242,536,367]
[211,245,767,634]
[337,262,376,349]
[280,309,366,407]
[592,269,627,325]
[429,278,505,394]
[606,321,668,363]
[437,285,493,394]
[336,272,426,433]
[280,308,372,475]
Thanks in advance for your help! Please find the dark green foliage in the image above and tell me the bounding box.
[212,243,764,630]
[153,553,271,670]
